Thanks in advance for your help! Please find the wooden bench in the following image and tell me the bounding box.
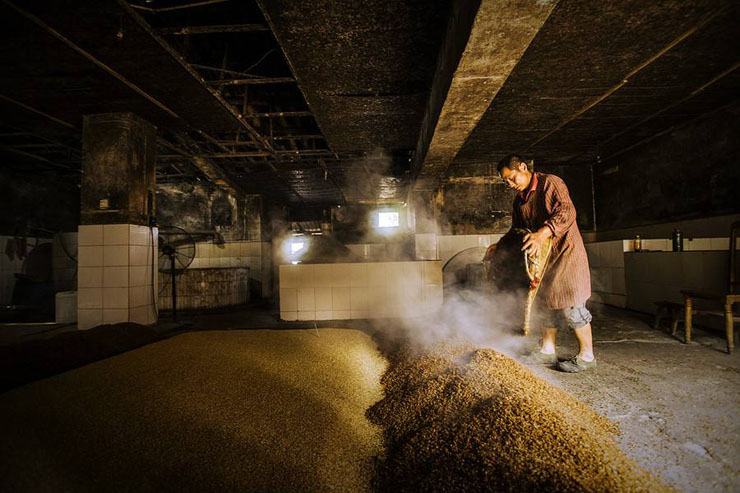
[682,291,740,354]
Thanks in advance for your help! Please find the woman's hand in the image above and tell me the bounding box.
[522,227,552,256]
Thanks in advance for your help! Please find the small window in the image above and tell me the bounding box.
[377,211,400,228]
[291,241,305,254]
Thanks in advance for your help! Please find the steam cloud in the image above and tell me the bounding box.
[372,285,531,360]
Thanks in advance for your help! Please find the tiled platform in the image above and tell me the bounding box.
[279,261,443,321]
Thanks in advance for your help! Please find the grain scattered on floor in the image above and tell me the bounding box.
[368,343,675,493]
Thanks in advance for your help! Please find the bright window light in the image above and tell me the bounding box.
[291,241,305,254]
[378,211,399,228]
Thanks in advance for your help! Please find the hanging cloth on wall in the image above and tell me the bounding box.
[3,237,28,261]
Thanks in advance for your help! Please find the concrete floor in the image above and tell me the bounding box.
[521,305,740,493]
[0,303,737,492]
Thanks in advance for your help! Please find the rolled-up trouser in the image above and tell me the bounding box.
[537,303,592,330]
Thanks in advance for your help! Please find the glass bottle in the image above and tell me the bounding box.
[672,229,683,252]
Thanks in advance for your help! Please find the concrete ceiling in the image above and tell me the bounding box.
[450,0,740,170]
[258,0,450,152]
[1,0,738,212]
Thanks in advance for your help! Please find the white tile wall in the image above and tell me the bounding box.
[78,246,103,267]
[78,267,103,288]
[279,261,443,320]
[684,238,712,251]
[78,308,103,328]
[624,251,728,316]
[104,245,128,266]
[103,308,128,325]
[280,288,297,311]
[586,235,733,310]
[78,225,103,246]
[313,264,333,287]
[297,288,315,311]
[77,224,158,329]
[345,243,405,261]
[315,287,332,311]
[331,264,351,287]
[349,263,368,286]
[415,234,436,250]
[104,224,129,245]
[621,237,731,253]
[78,287,103,309]
[345,244,366,258]
[585,240,626,308]
[188,240,271,297]
[103,265,129,288]
[437,234,503,265]
[332,288,350,311]
[416,250,437,260]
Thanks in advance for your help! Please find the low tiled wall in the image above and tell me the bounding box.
[585,240,626,308]
[189,241,271,298]
[586,237,734,309]
[279,261,443,321]
[345,243,408,261]
[625,251,728,331]
[158,267,249,311]
[436,234,504,264]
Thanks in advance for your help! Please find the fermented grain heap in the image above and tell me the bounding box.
[368,345,673,493]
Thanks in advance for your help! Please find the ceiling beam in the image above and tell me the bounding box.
[157,24,269,35]
[157,137,239,196]
[0,146,78,171]
[206,77,296,86]
[2,1,180,120]
[0,93,77,130]
[525,5,731,151]
[204,149,334,158]
[562,60,740,167]
[118,0,277,154]
[269,134,324,141]
[411,0,558,192]
[245,111,312,118]
[130,0,231,13]
[119,2,312,205]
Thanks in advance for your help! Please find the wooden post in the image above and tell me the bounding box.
[684,296,693,344]
[725,301,734,354]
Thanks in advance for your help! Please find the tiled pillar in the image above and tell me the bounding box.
[77,113,158,329]
[77,224,158,329]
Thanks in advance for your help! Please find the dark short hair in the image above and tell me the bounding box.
[497,154,525,173]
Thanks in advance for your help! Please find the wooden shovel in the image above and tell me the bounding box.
[522,230,553,335]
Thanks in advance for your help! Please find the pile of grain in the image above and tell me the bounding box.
[0,322,159,391]
[367,345,673,493]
